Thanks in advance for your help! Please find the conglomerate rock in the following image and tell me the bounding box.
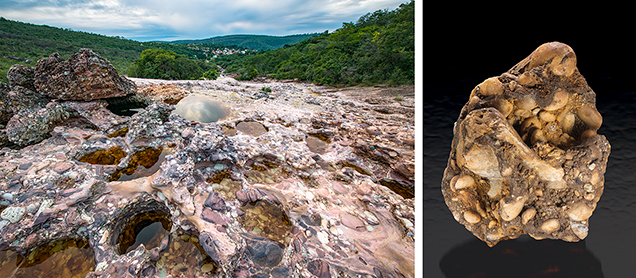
[0,57,415,277]
[33,48,135,101]
[441,42,611,246]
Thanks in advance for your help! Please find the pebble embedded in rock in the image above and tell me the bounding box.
[1,206,25,223]
[441,42,610,247]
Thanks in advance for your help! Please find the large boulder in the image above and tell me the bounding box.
[33,48,135,101]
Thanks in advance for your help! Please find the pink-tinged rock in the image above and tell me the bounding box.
[340,212,365,230]
[33,49,135,101]
[201,208,228,227]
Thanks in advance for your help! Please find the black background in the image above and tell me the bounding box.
[424,9,636,278]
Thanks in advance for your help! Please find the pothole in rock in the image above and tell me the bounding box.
[235,121,268,137]
[173,94,230,123]
[206,172,242,202]
[156,231,218,276]
[110,147,172,181]
[113,201,172,255]
[380,178,414,199]
[106,96,148,117]
[306,135,329,154]
[239,200,293,245]
[77,147,127,165]
[0,238,95,278]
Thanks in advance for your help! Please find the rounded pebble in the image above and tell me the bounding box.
[1,206,25,223]
[463,210,481,224]
[1,193,13,201]
[544,88,569,111]
[478,77,503,96]
[453,175,475,191]
[521,208,536,225]
[500,197,526,221]
[540,219,560,233]
[567,202,594,221]
[578,106,603,130]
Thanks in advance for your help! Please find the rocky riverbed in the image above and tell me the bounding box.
[0,49,415,277]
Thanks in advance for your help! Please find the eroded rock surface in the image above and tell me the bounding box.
[0,51,415,277]
[32,48,135,101]
[442,42,610,246]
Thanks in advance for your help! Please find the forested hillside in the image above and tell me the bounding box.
[213,1,414,86]
[0,18,238,82]
[171,34,319,51]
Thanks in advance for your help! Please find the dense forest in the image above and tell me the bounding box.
[1,0,414,85]
[213,1,414,86]
[171,34,319,51]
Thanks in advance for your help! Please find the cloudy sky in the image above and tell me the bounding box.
[0,0,410,41]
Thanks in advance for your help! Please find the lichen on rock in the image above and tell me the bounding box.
[442,42,611,246]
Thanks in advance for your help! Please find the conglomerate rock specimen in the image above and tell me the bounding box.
[441,42,611,246]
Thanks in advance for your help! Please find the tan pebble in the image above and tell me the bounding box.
[478,77,504,96]
[578,106,603,130]
[515,96,537,111]
[538,111,556,122]
[521,208,536,225]
[464,210,481,224]
[528,42,574,71]
[454,175,475,191]
[567,202,594,221]
[540,219,560,233]
[535,189,543,196]
[500,196,527,221]
[493,99,513,117]
[584,193,595,201]
[550,51,577,77]
[559,113,576,134]
[488,220,497,229]
[544,88,569,111]
[518,72,539,87]
[580,129,598,141]
[583,183,594,193]
[590,172,600,185]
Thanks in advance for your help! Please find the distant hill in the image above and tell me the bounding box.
[0,18,243,83]
[171,34,320,51]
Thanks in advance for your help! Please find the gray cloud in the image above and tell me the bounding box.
[0,0,408,41]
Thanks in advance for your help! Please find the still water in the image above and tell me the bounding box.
[424,68,636,277]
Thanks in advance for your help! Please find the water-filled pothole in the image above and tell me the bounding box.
[173,94,230,123]
[236,121,268,137]
[110,147,171,181]
[113,201,172,255]
[106,96,148,117]
[156,232,218,276]
[239,200,292,245]
[0,238,95,278]
[306,135,329,154]
[77,147,127,165]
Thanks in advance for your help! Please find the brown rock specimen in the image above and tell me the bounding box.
[441,42,611,246]
[33,48,135,101]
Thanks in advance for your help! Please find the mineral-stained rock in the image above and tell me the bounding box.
[7,64,36,92]
[33,48,135,101]
[0,56,415,277]
[441,42,611,246]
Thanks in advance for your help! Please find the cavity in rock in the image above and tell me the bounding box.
[173,94,229,123]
